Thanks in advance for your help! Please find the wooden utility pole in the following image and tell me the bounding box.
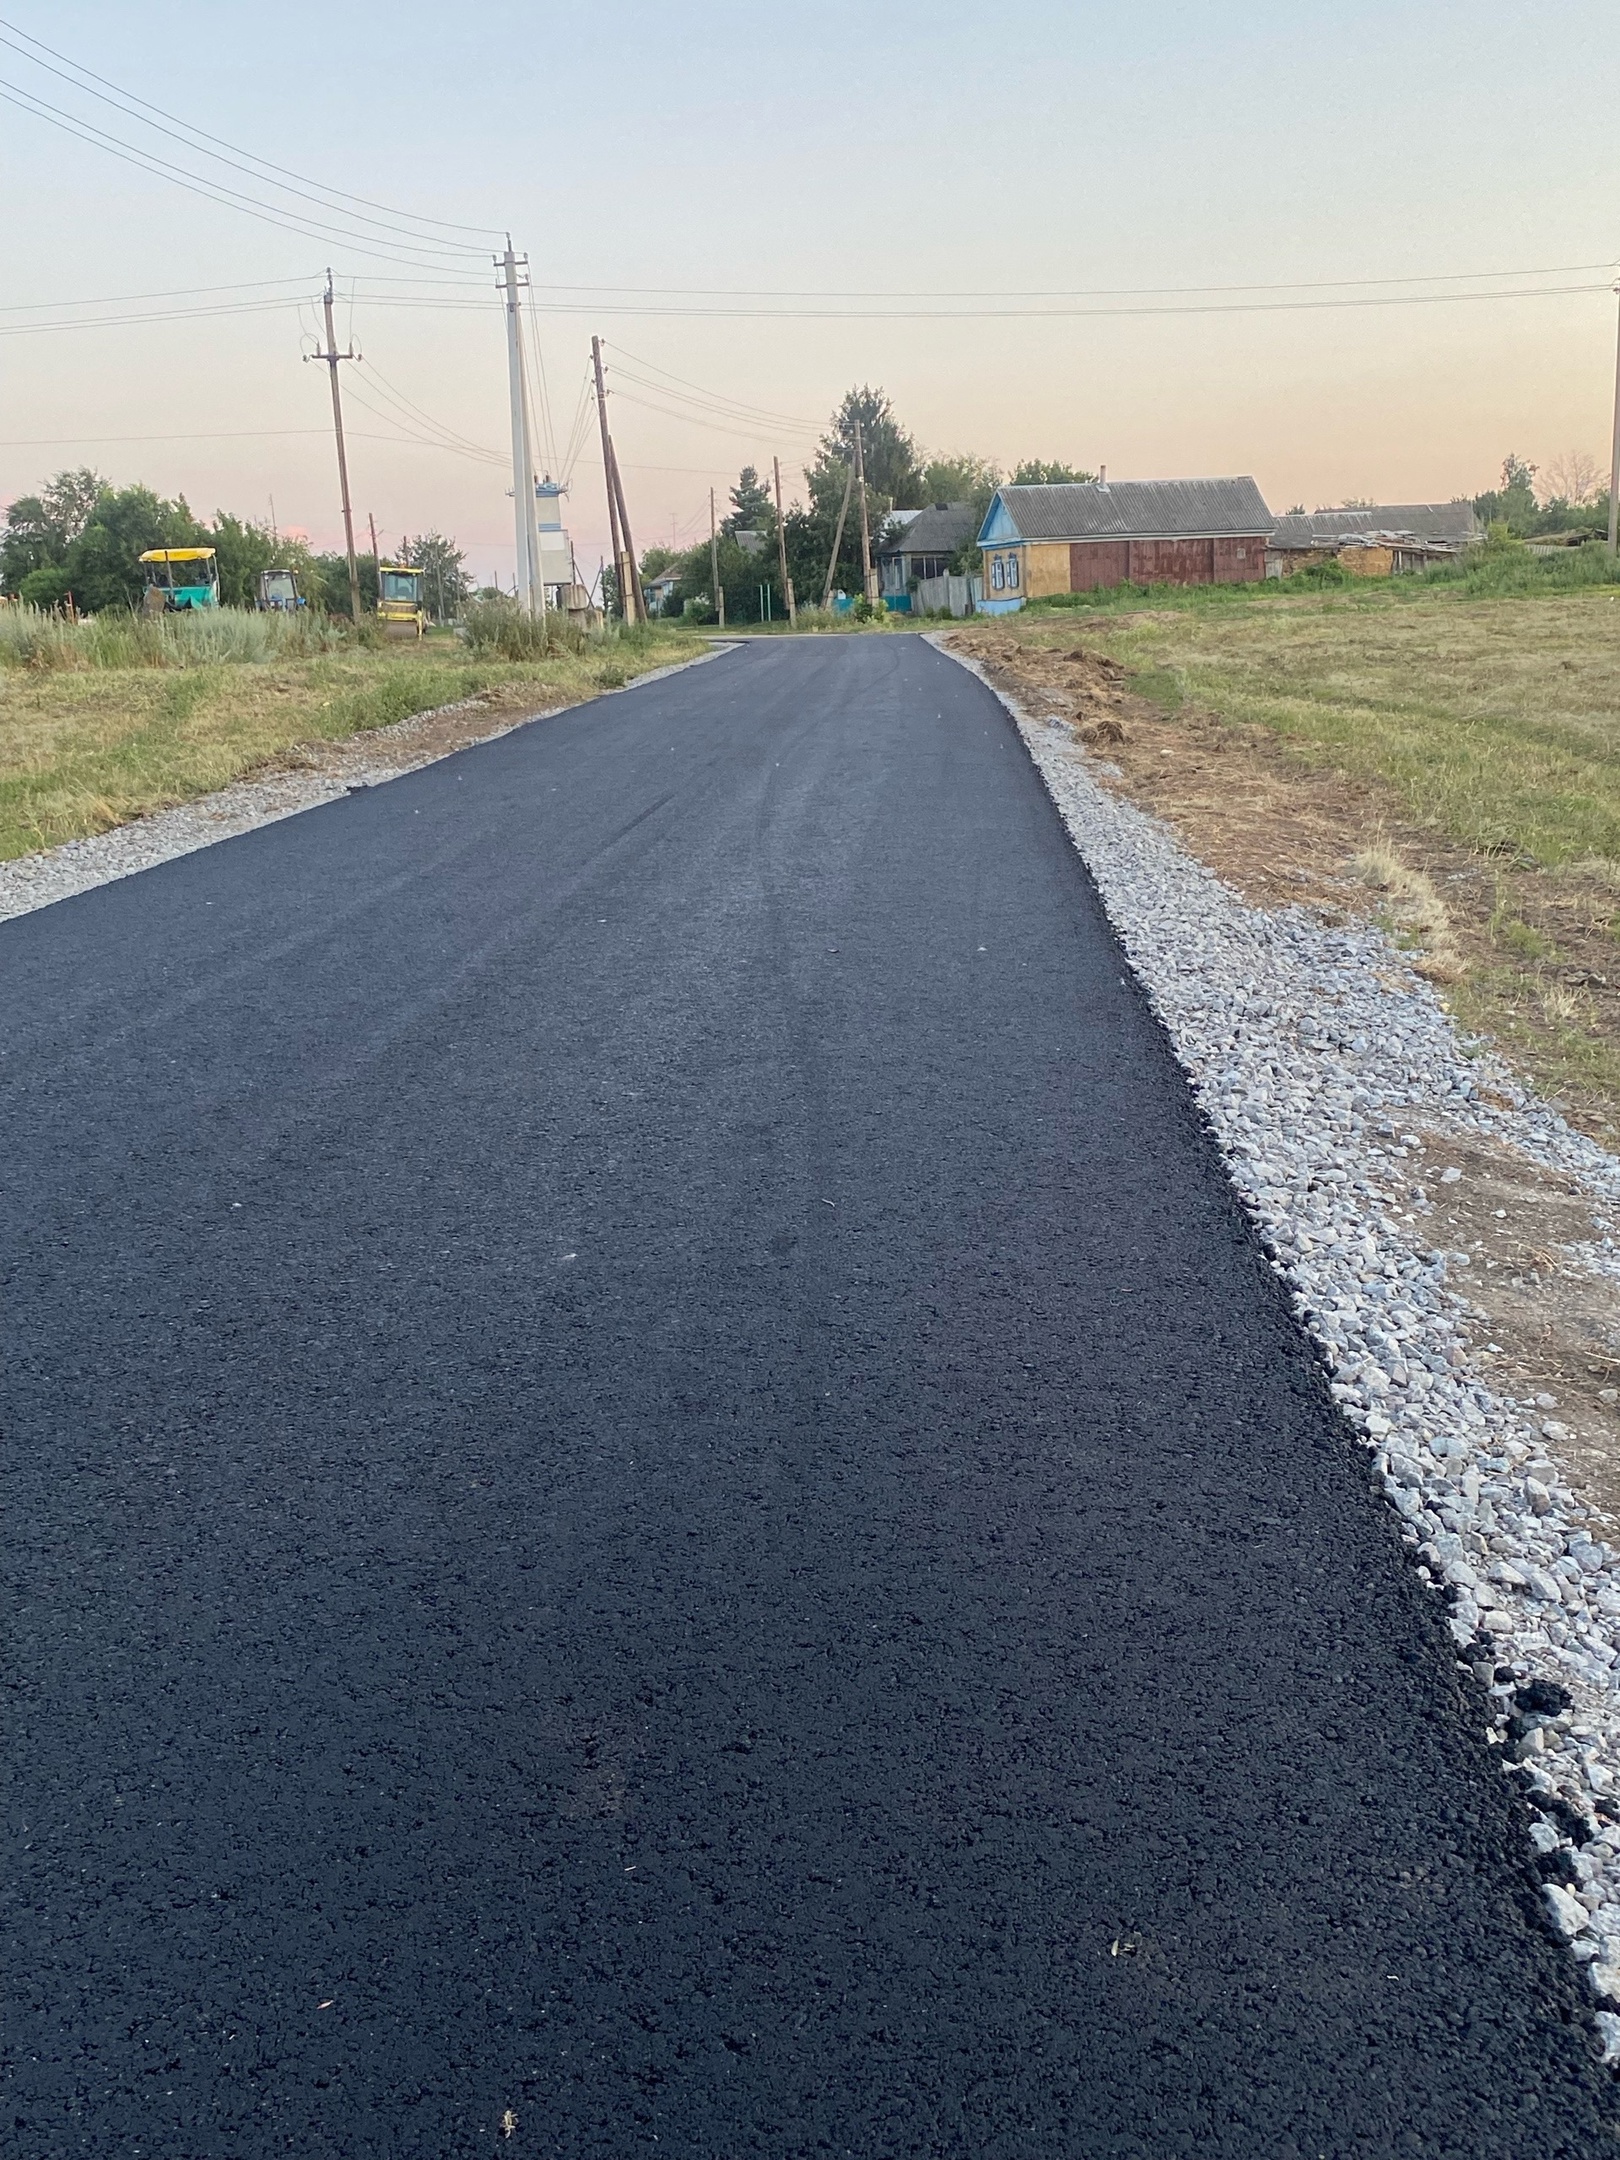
[709,488,726,629]
[854,415,876,605]
[1609,282,1620,559]
[821,459,855,612]
[308,270,361,623]
[608,439,643,624]
[591,335,633,621]
[773,455,796,626]
[368,512,380,581]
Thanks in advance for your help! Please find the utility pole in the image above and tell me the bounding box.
[710,488,726,629]
[307,270,361,623]
[1609,281,1620,559]
[854,415,876,606]
[368,512,381,592]
[499,241,536,615]
[608,439,643,625]
[592,335,631,621]
[773,454,796,626]
[821,458,855,612]
[517,331,547,626]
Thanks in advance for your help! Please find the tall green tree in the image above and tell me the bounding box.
[723,465,773,536]
[805,387,922,519]
[1473,454,1540,536]
[1009,458,1096,486]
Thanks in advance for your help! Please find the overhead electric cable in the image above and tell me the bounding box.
[524,281,1615,322]
[0,78,485,270]
[0,273,318,314]
[351,358,506,463]
[0,14,504,242]
[538,259,1620,303]
[603,341,821,430]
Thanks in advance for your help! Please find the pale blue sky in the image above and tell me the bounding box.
[2,1,1616,580]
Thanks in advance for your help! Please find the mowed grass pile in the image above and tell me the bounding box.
[0,603,684,860]
[1023,573,1620,866]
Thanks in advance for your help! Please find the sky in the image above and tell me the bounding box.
[2,0,1617,587]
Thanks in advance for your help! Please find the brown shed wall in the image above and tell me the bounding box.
[1068,540,1130,591]
[1067,533,1267,592]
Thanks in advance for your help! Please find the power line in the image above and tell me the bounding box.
[529,282,1616,322]
[0,13,503,243]
[0,296,308,337]
[535,259,1620,303]
[604,344,820,431]
[0,77,483,271]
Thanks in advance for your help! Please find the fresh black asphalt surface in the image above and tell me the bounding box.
[4,633,1617,2156]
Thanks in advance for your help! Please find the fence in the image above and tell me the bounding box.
[913,573,983,619]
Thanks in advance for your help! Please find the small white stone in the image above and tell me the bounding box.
[1546,1884,1590,1936]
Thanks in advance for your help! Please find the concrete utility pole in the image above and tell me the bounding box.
[709,487,726,629]
[308,270,361,623]
[499,241,536,615]
[516,311,547,626]
[854,415,876,605]
[773,455,796,626]
[1609,281,1620,559]
[821,458,855,613]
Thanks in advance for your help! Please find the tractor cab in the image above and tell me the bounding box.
[377,562,425,639]
[139,548,220,612]
[257,567,305,612]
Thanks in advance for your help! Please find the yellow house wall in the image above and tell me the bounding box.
[980,540,1073,601]
[1023,542,1072,598]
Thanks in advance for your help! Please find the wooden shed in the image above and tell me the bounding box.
[977,477,1275,611]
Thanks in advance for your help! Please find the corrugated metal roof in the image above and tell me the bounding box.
[878,501,979,556]
[989,477,1274,543]
[1270,503,1481,548]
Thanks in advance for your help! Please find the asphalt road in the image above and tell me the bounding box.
[4,633,1615,2157]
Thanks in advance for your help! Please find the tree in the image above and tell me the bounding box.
[313,551,378,616]
[805,387,922,519]
[1,472,205,612]
[400,531,467,622]
[1009,458,1096,486]
[1473,454,1540,537]
[1543,450,1602,507]
[918,454,998,505]
[723,465,773,537]
[210,513,281,609]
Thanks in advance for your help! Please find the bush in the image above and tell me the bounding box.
[461,599,592,660]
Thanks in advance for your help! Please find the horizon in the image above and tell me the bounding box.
[2,0,1616,588]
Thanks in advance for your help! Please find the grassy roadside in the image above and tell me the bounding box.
[0,614,689,861]
[953,569,1620,1135]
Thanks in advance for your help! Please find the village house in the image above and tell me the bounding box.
[977,477,1274,610]
[877,501,981,612]
[1266,502,1482,578]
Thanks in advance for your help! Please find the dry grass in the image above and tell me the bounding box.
[0,625,687,860]
[953,580,1620,1134]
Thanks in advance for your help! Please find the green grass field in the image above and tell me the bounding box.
[0,608,687,861]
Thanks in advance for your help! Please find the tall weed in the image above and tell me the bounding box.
[0,602,348,672]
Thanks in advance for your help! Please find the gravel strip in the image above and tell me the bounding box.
[0,644,728,927]
[940,637,1620,2057]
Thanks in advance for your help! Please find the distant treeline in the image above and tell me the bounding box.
[0,468,469,619]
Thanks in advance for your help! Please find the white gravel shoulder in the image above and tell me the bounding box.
[0,641,731,927]
[938,636,1620,2052]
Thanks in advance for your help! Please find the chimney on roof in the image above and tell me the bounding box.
[1098,464,1108,487]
